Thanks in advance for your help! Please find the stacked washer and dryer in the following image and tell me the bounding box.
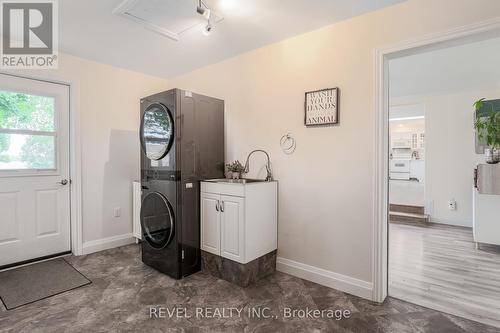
[139,89,224,279]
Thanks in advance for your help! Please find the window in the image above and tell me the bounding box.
[419,133,425,149]
[0,91,56,170]
[411,133,418,149]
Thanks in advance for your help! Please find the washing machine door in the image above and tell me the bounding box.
[140,192,175,249]
[140,103,174,161]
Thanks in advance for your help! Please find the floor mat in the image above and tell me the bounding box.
[0,258,91,310]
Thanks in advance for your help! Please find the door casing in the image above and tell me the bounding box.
[0,71,83,258]
[372,17,500,303]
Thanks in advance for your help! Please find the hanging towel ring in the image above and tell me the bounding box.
[280,133,296,155]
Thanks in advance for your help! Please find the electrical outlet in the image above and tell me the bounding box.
[447,200,457,211]
[114,207,121,217]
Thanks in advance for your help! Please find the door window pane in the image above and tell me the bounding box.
[0,133,55,170]
[0,91,55,131]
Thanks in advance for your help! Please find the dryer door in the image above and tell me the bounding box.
[140,192,175,249]
[140,103,174,161]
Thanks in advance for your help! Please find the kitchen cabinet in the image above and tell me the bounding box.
[200,180,277,264]
[390,159,410,180]
[410,160,425,182]
[473,165,500,246]
[391,131,425,150]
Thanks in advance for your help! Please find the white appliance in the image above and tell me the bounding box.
[390,159,411,180]
[473,164,500,246]
[132,181,142,241]
[392,138,411,148]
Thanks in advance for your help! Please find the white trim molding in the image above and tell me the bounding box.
[372,17,500,303]
[69,80,83,256]
[277,257,373,300]
[372,43,390,303]
[82,234,136,255]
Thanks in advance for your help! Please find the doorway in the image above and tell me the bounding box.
[373,19,500,328]
[388,103,426,224]
[386,37,500,326]
[0,74,71,268]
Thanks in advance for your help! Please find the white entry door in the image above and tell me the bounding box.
[0,74,71,267]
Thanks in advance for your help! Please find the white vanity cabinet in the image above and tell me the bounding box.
[200,180,278,264]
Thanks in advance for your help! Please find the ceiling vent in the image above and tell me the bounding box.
[113,0,223,41]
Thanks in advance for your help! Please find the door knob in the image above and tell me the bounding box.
[58,179,69,185]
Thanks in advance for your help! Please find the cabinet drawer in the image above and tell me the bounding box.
[201,181,245,197]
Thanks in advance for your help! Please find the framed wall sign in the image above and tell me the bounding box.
[304,87,339,126]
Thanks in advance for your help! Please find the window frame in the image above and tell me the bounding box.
[0,91,60,177]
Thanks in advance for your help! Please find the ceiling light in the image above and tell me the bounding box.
[219,0,236,11]
[197,0,211,19]
[203,8,211,20]
[389,116,425,121]
[202,23,213,36]
[197,6,211,20]
[217,0,253,17]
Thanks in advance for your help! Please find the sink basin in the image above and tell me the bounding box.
[205,178,268,184]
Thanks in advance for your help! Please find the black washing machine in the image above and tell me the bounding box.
[139,89,224,279]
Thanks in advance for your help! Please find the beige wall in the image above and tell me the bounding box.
[424,91,489,227]
[167,0,500,286]
[9,53,168,246]
[71,55,168,244]
[391,91,488,227]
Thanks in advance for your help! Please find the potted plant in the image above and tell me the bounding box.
[226,160,245,179]
[474,98,500,164]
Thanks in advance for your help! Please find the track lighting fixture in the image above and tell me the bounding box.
[197,0,211,20]
[202,23,213,36]
[197,0,214,36]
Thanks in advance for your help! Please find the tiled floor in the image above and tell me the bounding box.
[389,222,500,329]
[1,244,498,332]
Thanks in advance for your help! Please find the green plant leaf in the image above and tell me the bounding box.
[473,98,486,111]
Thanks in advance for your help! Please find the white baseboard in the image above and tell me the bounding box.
[82,233,136,255]
[276,257,373,300]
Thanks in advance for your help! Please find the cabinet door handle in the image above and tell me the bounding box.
[193,143,197,174]
[215,200,219,212]
[220,201,224,212]
[474,168,478,190]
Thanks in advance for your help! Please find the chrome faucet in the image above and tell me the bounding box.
[244,149,273,181]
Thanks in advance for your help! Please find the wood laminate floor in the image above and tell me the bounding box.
[389,222,500,328]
